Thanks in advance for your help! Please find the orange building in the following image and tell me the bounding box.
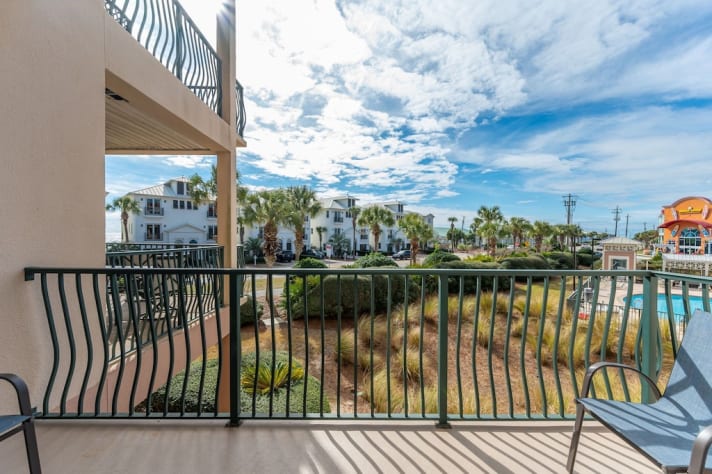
[659,196,712,254]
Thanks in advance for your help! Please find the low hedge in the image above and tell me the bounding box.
[285,273,416,319]
[423,260,510,294]
[137,351,330,415]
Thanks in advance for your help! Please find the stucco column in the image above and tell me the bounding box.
[216,0,237,271]
[217,150,237,269]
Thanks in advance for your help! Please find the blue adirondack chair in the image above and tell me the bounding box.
[568,310,712,473]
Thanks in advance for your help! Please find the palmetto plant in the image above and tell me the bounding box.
[241,359,304,395]
[106,196,140,242]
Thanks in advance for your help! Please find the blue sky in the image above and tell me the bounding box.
[106,0,712,239]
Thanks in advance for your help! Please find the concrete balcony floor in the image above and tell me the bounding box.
[1,419,657,473]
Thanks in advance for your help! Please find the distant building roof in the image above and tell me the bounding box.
[601,237,643,248]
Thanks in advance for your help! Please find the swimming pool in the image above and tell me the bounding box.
[626,294,712,318]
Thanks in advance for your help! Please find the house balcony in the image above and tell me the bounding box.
[103,0,246,153]
[15,258,712,473]
[144,207,165,216]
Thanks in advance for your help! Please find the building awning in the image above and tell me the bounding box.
[658,219,712,229]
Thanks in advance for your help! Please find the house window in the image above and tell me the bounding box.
[146,224,161,241]
[334,228,342,236]
[179,200,185,209]
[187,201,192,210]
[360,229,368,240]
[145,198,162,216]
[207,225,218,241]
[173,200,178,209]
[177,181,185,195]
[326,211,330,218]
[334,211,343,223]
[207,203,217,218]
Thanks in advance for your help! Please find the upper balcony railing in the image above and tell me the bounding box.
[23,265,712,424]
[105,0,222,115]
[236,80,246,139]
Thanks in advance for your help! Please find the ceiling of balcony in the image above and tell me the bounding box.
[105,90,210,154]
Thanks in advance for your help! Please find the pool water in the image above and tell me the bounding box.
[627,294,712,317]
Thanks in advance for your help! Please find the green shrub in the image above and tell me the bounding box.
[286,273,417,319]
[422,260,510,294]
[138,351,330,415]
[352,252,398,268]
[239,296,263,326]
[422,249,460,267]
[464,254,496,263]
[239,351,330,414]
[293,258,328,269]
[138,358,220,413]
[542,251,574,269]
[499,255,550,270]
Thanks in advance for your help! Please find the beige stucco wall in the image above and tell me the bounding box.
[0,0,106,404]
[0,0,238,411]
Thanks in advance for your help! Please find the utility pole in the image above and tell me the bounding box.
[625,214,630,238]
[643,222,647,231]
[563,194,577,225]
[612,206,622,237]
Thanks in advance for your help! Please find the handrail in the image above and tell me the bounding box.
[23,266,712,422]
[235,80,246,139]
[104,0,222,115]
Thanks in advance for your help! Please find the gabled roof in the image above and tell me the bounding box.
[164,223,204,233]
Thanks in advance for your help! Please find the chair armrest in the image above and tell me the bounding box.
[579,361,662,401]
[689,424,712,474]
[0,373,33,416]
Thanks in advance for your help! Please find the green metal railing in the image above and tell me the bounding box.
[104,0,222,114]
[22,266,712,424]
[236,80,246,138]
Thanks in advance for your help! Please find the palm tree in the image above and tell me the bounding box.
[328,232,350,258]
[315,226,328,252]
[189,165,218,205]
[284,186,322,260]
[358,205,395,252]
[447,216,458,251]
[349,206,361,255]
[475,205,504,257]
[106,196,140,243]
[398,213,433,265]
[508,217,531,249]
[552,224,568,251]
[244,237,263,259]
[236,172,249,244]
[530,220,553,253]
[242,189,288,267]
